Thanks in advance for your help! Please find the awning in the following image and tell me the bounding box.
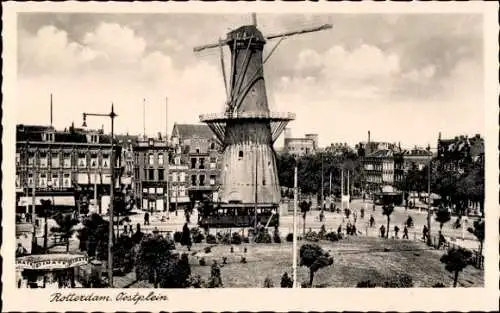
[18,196,75,207]
[16,254,88,270]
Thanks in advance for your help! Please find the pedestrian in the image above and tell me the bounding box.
[363,193,366,202]
[394,225,400,239]
[372,204,376,212]
[379,225,385,238]
[369,215,375,228]
[337,225,342,235]
[403,226,409,239]
[422,225,428,242]
[144,212,150,225]
[360,207,365,219]
[352,224,357,236]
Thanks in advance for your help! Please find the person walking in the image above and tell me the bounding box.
[369,215,375,228]
[422,225,429,242]
[144,212,150,226]
[394,225,400,239]
[403,225,409,239]
[379,225,385,238]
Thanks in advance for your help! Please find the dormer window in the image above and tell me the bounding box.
[43,132,55,142]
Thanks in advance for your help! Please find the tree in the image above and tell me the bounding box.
[440,247,472,287]
[78,213,109,259]
[467,219,485,266]
[382,204,394,239]
[135,234,177,288]
[299,243,334,286]
[50,213,79,252]
[181,223,192,251]
[299,200,312,236]
[435,207,451,233]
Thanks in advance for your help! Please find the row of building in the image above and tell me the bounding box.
[15,122,484,214]
[15,123,221,214]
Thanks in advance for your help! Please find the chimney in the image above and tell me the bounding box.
[368,130,371,143]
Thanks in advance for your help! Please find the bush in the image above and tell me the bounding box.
[206,234,217,244]
[325,232,339,242]
[273,231,282,243]
[192,228,205,243]
[199,257,206,266]
[384,274,414,288]
[432,282,446,288]
[187,274,206,288]
[204,247,212,254]
[286,233,294,242]
[254,230,272,243]
[357,280,377,288]
[173,231,182,243]
[231,232,242,245]
[280,272,293,288]
[304,231,320,242]
[263,277,274,288]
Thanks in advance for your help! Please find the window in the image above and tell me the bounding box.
[148,153,154,166]
[52,173,59,188]
[196,148,200,154]
[179,186,186,197]
[191,158,196,169]
[149,169,155,180]
[63,173,71,187]
[40,153,48,168]
[39,173,47,187]
[158,169,164,181]
[28,153,34,166]
[199,175,205,186]
[90,154,98,168]
[16,153,20,166]
[78,154,87,168]
[210,175,216,185]
[51,153,59,168]
[210,142,215,150]
[199,158,205,169]
[28,173,34,187]
[172,172,178,182]
[238,151,243,158]
[179,172,185,182]
[158,154,164,166]
[102,154,110,168]
[143,169,148,179]
[175,156,181,165]
[191,175,197,186]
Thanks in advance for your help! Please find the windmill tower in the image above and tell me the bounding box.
[195,14,332,226]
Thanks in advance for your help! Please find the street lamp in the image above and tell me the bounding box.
[82,103,117,288]
[426,145,432,246]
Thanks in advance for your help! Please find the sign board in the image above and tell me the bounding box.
[16,255,88,270]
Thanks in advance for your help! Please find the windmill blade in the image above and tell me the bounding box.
[193,40,228,53]
[266,24,333,40]
[218,38,229,99]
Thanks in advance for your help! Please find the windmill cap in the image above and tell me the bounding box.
[227,25,266,43]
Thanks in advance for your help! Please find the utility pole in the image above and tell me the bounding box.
[347,170,350,209]
[292,164,298,288]
[427,145,432,246]
[340,168,344,211]
[320,152,324,219]
[254,148,258,230]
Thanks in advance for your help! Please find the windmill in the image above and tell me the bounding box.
[196,13,332,227]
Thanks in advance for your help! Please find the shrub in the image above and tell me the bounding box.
[173,231,182,243]
[325,232,339,242]
[204,246,212,254]
[187,274,206,288]
[280,272,293,288]
[199,257,206,266]
[432,282,446,288]
[357,280,377,288]
[263,277,274,288]
[231,232,242,245]
[206,234,217,244]
[304,231,320,242]
[273,231,282,243]
[254,230,272,243]
[192,228,205,244]
[286,233,294,242]
[384,274,414,288]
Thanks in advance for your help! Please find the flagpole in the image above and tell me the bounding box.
[292,164,298,288]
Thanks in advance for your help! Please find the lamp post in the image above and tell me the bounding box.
[46,181,56,252]
[426,145,432,246]
[82,103,117,288]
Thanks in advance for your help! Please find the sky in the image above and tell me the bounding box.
[17,13,484,148]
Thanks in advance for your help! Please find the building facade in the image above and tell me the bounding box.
[171,123,221,202]
[133,137,170,212]
[16,124,122,214]
[363,149,396,192]
[283,129,318,157]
